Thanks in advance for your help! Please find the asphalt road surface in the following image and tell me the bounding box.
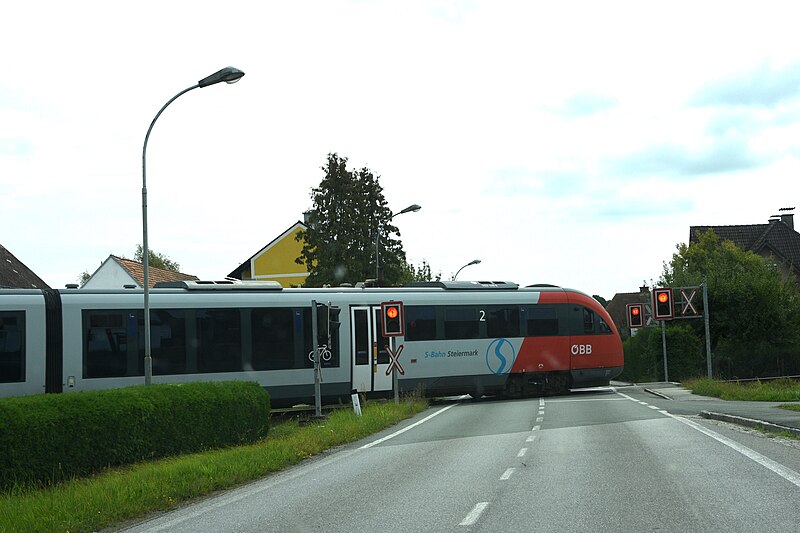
[122,386,800,532]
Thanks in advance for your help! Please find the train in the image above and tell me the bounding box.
[0,280,623,405]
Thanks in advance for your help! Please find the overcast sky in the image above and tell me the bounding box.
[2,1,799,298]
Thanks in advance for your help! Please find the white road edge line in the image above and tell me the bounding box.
[668,411,800,488]
[500,468,515,480]
[359,404,457,449]
[614,391,800,488]
[460,502,489,526]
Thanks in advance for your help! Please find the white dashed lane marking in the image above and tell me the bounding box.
[500,468,515,481]
[460,502,489,526]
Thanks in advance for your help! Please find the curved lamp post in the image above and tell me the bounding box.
[453,259,481,280]
[375,203,421,284]
[142,66,244,385]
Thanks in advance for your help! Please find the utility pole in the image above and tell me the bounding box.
[703,280,712,378]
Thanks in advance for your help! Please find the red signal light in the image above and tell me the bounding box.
[653,288,674,320]
[627,303,644,328]
[380,301,405,336]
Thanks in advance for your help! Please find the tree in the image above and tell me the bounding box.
[402,259,442,283]
[134,245,180,272]
[297,153,409,287]
[660,229,800,378]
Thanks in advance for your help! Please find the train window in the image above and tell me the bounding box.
[444,307,481,340]
[84,311,141,378]
[197,309,242,373]
[151,309,188,375]
[301,308,338,368]
[486,306,520,338]
[353,309,370,365]
[567,306,612,335]
[583,307,595,334]
[405,306,437,341]
[0,311,25,383]
[252,308,297,370]
[526,306,559,336]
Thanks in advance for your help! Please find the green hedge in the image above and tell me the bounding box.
[0,381,270,491]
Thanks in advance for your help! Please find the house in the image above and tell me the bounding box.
[228,221,309,287]
[690,208,799,283]
[0,244,50,289]
[606,286,651,336]
[82,255,199,289]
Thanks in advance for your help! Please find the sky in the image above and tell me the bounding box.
[2,0,799,299]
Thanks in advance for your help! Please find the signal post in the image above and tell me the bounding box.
[380,301,405,403]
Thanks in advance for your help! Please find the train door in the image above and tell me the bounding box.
[350,306,392,393]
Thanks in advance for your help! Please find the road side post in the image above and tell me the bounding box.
[661,320,669,382]
[703,280,712,379]
[392,337,399,404]
[311,299,321,417]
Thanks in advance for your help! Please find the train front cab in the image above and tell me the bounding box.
[566,291,624,388]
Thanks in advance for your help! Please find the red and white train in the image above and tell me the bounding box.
[0,280,623,404]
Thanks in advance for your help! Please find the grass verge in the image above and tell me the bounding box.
[0,398,427,533]
[684,377,800,402]
[777,403,800,412]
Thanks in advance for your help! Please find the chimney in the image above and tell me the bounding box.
[779,207,795,230]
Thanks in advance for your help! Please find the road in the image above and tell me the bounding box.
[122,385,800,532]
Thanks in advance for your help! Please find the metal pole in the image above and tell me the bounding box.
[142,84,199,386]
[311,300,321,417]
[392,336,399,404]
[661,320,669,382]
[703,280,712,379]
[375,228,380,281]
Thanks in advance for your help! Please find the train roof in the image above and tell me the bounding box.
[0,279,600,298]
[39,279,582,295]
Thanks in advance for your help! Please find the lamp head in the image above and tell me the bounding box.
[398,204,422,215]
[198,67,245,88]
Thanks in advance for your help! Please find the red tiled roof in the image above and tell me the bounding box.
[112,256,199,289]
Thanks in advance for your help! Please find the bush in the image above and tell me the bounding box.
[620,323,704,382]
[0,381,269,491]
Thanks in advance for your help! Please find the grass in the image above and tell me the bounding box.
[0,398,427,533]
[684,377,800,402]
[777,403,800,412]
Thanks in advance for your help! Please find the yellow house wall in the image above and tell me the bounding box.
[251,227,308,286]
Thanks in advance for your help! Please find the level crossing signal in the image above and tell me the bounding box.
[381,301,405,337]
[653,288,674,320]
[626,303,644,328]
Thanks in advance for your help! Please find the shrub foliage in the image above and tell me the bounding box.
[0,381,270,491]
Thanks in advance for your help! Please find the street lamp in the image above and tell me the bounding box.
[141,66,244,385]
[375,203,421,284]
[453,259,481,280]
